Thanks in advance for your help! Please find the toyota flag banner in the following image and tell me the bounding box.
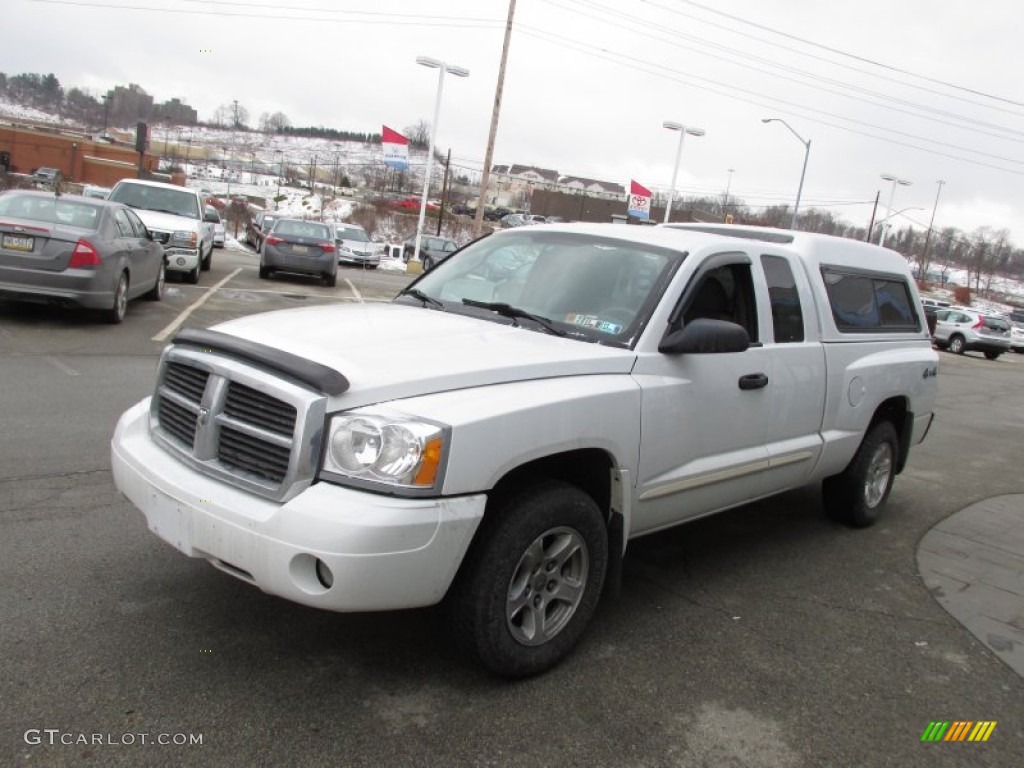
[381,126,409,170]
[628,180,652,219]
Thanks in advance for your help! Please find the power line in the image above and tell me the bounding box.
[668,0,1024,111]
[515,24,1024,176]
[545,0,1024,140]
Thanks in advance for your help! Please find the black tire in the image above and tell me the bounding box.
[106,271,128,324]
[144,261,165,301]
[445,480,608,678]
[185,265,200,284]
[822,421,899,528]
[258,265,270,280]
[422,255,433,271]
[948,334,966,355]
[324,272,337,288]
[984,351,1001,360]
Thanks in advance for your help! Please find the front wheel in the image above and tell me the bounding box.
[823,421,898,528]
[185,265,200,284]
[200,243,212,271]
[446,480,608,678]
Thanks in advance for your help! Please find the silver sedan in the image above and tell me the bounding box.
[0,190,166,323]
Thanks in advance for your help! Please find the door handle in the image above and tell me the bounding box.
[738,373,769,390]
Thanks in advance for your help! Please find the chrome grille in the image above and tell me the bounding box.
[157,394,199,447]
[224,382,296,437]
[165,362,209,402]
[219,426,291,483]
[149,347,327,502]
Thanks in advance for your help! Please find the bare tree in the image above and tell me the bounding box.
[259,111,290,133]
[404,120,430,149]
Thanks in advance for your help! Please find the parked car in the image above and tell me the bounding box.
[0,190,165,323]
[402,235,459,270]
[1010,322,1024,353]
[483,206,512,221]
[259,218,337,286]
[452,203,476,216]
[81,184,111,200]
[112,223,936,678]
[391,196,438,212]
[246,211,278,252]
[108,178,215,283]
[209,207,225,248]
[932,308,1012,359]
[33,167,60,187]
[500,213,530,228]
[333,223,379,268]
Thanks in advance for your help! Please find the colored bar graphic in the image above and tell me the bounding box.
[921,721,949,741]
[921,720,996,742]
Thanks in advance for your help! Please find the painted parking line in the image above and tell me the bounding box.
[152,268,242,343]
[344,278,364,303]
[46,356,79,376]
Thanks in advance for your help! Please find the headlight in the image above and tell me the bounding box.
[320,410,448,493]
[338,244,353,254]
[170,230,197,248]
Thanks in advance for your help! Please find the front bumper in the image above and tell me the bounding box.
[163,248,200,274]
[111,399,486,612]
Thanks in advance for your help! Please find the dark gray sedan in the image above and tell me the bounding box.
[259,219,337,287]
[0,190,166,323]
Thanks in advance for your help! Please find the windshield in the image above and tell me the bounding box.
[109,184,200,220]
[336,226,369,242]
[399,230,683,347]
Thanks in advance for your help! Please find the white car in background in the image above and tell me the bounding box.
[333,223,379,268]
[210,208,226,248]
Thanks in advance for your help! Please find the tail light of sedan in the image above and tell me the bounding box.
[68,239,102,268]
[265,235,284,246]
[319,242,336,253]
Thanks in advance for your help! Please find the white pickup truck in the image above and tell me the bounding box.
[108,179,215,284]
[111,223,938,677]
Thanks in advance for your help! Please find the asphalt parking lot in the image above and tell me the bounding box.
[1,248,1022,767]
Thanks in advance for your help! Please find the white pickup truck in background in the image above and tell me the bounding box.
[112,223,938,677]
[108,178,215,284]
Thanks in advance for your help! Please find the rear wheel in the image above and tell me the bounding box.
[948,334,966,354]
[984,351,1001,360]
[422,255,433,271]
[446,480,608,678]
[144,261,165,301]
[258,264,270,280]
[324,272,337,288]
[823,421,898,528]
[106,272,129,324]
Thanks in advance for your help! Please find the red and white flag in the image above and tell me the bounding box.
[382,126,409,170]
[628,180,652,219]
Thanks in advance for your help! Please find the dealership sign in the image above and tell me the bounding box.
[628,180,652,219]
[381,126,409,170]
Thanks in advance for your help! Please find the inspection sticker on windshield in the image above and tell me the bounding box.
[566,314,623,334]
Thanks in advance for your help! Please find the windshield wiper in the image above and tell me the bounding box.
[399,288,445,310]
[462,299,566,337]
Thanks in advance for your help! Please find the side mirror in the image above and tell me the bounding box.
[659,318,750,354]
[204,212,219,223]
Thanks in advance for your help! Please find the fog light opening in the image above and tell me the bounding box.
[315,558,334,589]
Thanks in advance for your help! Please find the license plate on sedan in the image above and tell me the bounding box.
[292,245,307,254]
[2,234,34,252]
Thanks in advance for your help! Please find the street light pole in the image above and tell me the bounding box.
[662,121,705,224]
[761,118,811,230]
[275,150,284,210]
[879,174,912,247]
[412,56,469,266]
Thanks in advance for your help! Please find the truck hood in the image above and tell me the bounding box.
[131,208,199,232]
[209,302,636,408]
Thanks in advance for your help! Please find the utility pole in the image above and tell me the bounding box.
[437,148,451,236]
[232,99,240,129]
[920,179,945,277]
[865,190,880,242]
[473,0,516,237]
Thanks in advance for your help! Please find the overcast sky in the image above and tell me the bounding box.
[10,0,1024,243]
